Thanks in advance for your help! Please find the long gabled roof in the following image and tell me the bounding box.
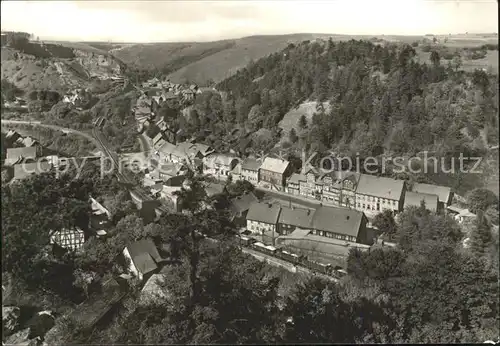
[246,202,281,224]
[356,174,405,200]
[311,206,364,238]
[412,183,452,204]
[278,206,315,229]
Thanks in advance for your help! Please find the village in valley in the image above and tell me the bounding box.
[2,46,499,346]
[1,1,499,345]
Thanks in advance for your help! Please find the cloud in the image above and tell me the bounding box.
[1,0,498,42]
[73,1,265,24]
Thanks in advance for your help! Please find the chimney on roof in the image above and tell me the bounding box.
[268,203,273,208]
[346,215,350,220]
[307,210,311,215]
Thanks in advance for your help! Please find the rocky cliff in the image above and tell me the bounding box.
[1,42,127,94]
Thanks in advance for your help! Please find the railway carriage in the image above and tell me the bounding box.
[239,235,256,247]
[251,242,277,256]
[301,257,332,275]
[277,249,302,264]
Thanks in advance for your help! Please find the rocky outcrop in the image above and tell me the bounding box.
[74,50,123,78]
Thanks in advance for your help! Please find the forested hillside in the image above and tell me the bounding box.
[217,39,498,157]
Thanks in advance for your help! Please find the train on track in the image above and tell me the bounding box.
[239,235,347,279]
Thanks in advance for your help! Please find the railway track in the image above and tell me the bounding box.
[91,128,171,213]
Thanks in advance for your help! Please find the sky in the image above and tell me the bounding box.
[1,0,498,42]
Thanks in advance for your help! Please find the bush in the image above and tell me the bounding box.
[466,188,499,213]
[1,79,23,101]
[480,43,498,51]
[421,45,432,53]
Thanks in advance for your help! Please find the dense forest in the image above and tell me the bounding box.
[152,39,499,162]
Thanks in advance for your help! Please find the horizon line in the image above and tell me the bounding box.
[2,31,497,44]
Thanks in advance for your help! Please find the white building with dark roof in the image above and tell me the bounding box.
[240,157,261,183]
[258,157,291,189]
[246,202,281,244]
[310,206,368,243]
[202,153,239,179]
[355,174,406,214]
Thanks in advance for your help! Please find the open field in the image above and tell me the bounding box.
[416,48,498,73]
[41,40,110,56]
[276,101,330,146]
[112,40,236,71]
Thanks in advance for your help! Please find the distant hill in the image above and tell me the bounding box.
[113,39,236,72]
[166,34,337,84]
[109,33,498,85]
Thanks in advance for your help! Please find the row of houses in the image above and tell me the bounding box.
[286,169,453,215]
[134,78,218,134]
[147,133,453,217]
[3,142,102,181]
[224,192,372,265]
[243,201,369,245]
[141,77,207,101]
